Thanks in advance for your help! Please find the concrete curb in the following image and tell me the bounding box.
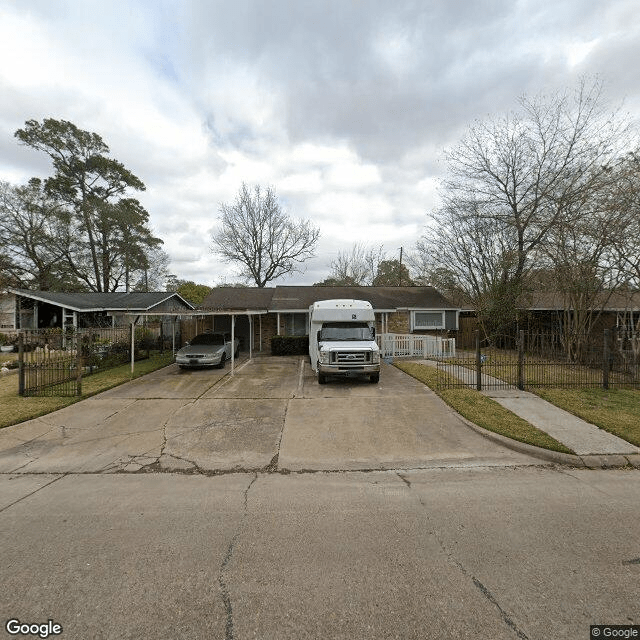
[457,413,640,469]
[455,413,587,466]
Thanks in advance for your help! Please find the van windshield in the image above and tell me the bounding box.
[319,322,372,341]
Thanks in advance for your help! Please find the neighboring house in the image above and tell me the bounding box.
[521,290,640,332]
[4,289,194,330]
[455,290,640,348]
[199,285,459,352]
[0,292,14,329]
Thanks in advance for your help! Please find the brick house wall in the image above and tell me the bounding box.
[254,314,278,352]
[387,311,410,334]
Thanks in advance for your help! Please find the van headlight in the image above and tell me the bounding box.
[319,350,330,364]
[371,351,380,364]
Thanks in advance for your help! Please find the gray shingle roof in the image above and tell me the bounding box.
[9,289,194,312]
[200,287,275,310]
[200,285,457,312]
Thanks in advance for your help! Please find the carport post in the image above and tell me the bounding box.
[249,314,253,359]
[131,321,135,375]
[231,314,235,375]
[172,317,176,354]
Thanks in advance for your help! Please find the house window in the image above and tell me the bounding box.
[412,311,445,330]
[280,313,308,336]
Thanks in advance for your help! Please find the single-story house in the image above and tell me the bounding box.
[454,289,640,348]
[197,285,459,352]
[3,289,194,330]
[522,290,640,331]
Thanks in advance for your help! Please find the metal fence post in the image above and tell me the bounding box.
[475,330,482,391]
[518,330,525,391]
[76,334,83,396]
[18,334,25,396]
[603,329,610,390]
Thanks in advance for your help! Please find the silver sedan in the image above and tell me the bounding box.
[175,332,240,369]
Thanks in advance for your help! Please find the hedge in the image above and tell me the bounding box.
[271,335,309,356]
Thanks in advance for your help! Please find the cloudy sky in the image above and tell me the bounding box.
[1,0,639,287]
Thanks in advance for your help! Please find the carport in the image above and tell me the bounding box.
[134,307,269,374]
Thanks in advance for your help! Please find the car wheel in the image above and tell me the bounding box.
[369,373,379,383]
[219,353,226,368]
[318,373,327,384]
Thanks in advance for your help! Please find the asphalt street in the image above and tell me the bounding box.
[1,468,639,640]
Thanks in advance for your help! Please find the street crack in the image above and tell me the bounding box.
[218,473,257,640]
[396,472,530,640]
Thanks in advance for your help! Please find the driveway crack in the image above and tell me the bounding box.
[396,472,529,640]
[218,473,258,640]
[265,398,290,473]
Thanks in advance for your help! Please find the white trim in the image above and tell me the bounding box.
[410,310,446,331]
[7,289,195,312]
[378,333,456,358]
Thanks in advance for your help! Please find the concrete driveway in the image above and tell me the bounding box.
[0,356,538,474]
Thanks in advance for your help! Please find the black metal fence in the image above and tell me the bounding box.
[14,324,171,397]
[435,328,640,390]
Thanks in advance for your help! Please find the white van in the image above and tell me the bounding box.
[308,299,380,384]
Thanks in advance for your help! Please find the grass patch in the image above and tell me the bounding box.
[1,353,18,367]
[395,361,575,454]
[534,387,640,447]
[0,352,175,429]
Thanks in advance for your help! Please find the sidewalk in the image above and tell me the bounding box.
[424,361,640,457]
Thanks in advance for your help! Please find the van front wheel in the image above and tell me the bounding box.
[318,373,327,385]
[369,373,379,383]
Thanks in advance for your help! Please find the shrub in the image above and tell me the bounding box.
[271,335,309,356]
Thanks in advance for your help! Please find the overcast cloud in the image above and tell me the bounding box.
[1,0,639,286]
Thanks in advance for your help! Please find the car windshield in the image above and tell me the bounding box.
[319,322,372,341]
[190,333,225,346]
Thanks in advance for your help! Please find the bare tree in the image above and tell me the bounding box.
[211,183,319,287]
[606,152,640,288]
[540,201,625,359]
[417,78,635,337]
[316,242,386,286]
[415,200,525,339]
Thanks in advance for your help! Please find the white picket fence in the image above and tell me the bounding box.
[377,333,456,359]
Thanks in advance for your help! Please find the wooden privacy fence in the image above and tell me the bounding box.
[377,333,456,359]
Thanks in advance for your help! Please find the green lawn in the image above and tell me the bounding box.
[395,361,574,454]
[534,387,640,447]
[0,352,175,429]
